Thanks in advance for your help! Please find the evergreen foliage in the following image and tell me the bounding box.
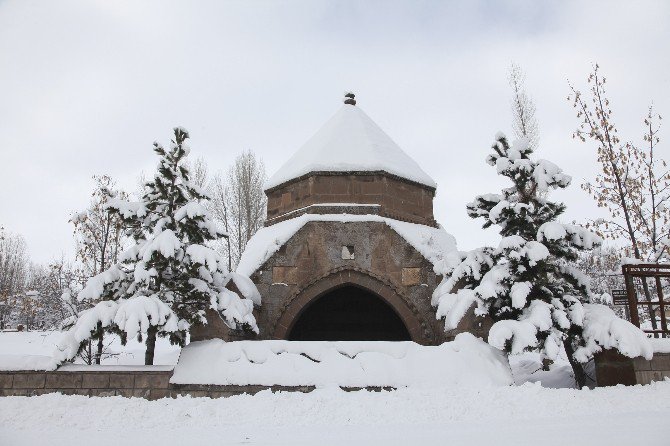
[433,133,623,386]
[55,128,259,365]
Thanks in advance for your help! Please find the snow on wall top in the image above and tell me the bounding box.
[236,213,457,277]
[264,104,437,190]
[170,334,513,388]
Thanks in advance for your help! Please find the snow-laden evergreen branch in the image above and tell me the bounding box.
[54,127,260,365]
[434,133,651,388]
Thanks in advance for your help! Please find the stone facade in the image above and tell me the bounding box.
[265,173,437,227]
[192,102,473,345]
[193,220,488,345]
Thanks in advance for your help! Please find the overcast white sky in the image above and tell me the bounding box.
[1,0,669,263]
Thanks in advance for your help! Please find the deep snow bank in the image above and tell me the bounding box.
[170,333,513,388]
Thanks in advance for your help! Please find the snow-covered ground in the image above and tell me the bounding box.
[2,383,670,445]
[0,330,181,369]
[3,331,668,445]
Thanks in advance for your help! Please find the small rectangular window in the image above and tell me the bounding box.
[341,245,355,260]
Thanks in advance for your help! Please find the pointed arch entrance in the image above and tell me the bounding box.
[288,285,411,341]
[273,269,426,343]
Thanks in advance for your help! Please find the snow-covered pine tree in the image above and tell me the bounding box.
[433,133,651,387]
[55,127,259,365]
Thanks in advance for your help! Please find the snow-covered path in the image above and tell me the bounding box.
[2,382,669,446]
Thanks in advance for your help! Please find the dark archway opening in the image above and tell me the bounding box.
[288,285,411,341]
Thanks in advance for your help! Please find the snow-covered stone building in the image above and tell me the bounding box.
[195,94,485,345]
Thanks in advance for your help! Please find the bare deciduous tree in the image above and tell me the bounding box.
[576,246,625,309]
[569,64,670,331]
[140,152,266,271]
[226,150,267,268]
[25,259,84,330]
[0,227,29,329]
[188,157,210,191]
[70,175,127,362]
[509,63,539,150]
[569,65,670,262]
[70,175,126,278]
[210,174,233,270]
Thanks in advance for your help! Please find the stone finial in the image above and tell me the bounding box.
[344,92,356,106]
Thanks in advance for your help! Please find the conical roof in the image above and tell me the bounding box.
[265,103,436,190]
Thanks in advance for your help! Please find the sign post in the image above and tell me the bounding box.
[611,289,630,320]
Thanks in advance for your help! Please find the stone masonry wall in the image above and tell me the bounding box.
[193,220,487,345]
[265,173,437,227]
[595,350,670,386]
[0,369,396,400]
[0,369,174,399]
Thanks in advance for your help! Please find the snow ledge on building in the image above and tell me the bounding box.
[235,213,458,277]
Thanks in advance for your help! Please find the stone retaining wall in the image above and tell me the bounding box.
[0,369,393,399]
[595,350,670,386]
[0,369,174,399]
[3,351,668,398]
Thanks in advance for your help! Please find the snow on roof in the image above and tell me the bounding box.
[236,214,457,277]
[264,104,437,190]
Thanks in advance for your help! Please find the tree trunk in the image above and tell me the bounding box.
[227,236,232,272]
[145,326,157,365]
[563,339,586,389]
[86,340,92,365]
[95,321,103,365]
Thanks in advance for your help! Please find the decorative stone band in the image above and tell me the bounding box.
[265,203,382,225]
[264,170,437,195]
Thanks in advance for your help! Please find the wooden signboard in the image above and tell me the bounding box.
[611,289,629,306]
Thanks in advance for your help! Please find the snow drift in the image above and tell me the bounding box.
[170,333,513,388]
